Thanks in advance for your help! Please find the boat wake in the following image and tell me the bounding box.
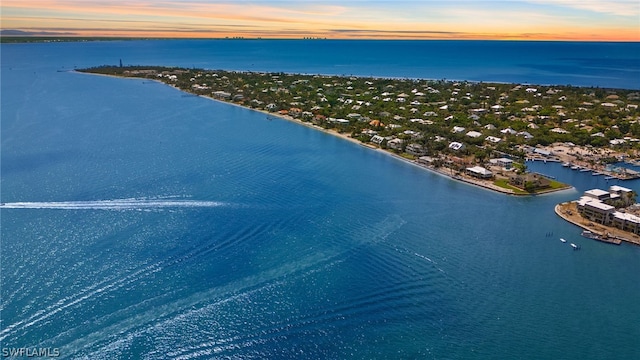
[0,198,228,211]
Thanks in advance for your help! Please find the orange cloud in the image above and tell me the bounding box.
[1,0,638,41]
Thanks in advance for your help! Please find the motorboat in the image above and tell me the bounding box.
[560,238,567,243]
[581,230,600,240]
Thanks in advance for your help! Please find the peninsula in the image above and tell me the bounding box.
[77,65,640,195]
[556,186,640,246]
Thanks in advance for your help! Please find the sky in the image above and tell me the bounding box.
[1,0,639,41]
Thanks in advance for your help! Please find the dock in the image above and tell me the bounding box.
[555,202,640,246]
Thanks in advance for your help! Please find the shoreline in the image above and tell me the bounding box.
[198,93,569,196]
[77,70,572,197]
[555,202,640,246]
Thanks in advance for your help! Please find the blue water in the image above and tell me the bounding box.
[4,40,639,89]
[1,40,640,359]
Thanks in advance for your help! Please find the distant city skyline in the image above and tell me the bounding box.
[2,0,639,41]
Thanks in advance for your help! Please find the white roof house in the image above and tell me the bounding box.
[452,126,466,133]
[466,166,493,179]
[518,131,534,139]
[614,212,640,224]
[466,131,483,138]
[485,136,502,143]
[387,138,404,150]
[534,148,551,156]
[610,185,633,193]
[449,142,465,151]
[584,189,611,201]
[494,158,514,169]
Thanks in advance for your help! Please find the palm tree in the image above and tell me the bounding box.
[624,191,637,206]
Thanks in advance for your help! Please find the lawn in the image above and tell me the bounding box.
[493,178,528,194]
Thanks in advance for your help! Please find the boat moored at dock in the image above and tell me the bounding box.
[580,230,622,245]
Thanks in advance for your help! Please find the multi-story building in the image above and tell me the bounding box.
[576,187,640,235]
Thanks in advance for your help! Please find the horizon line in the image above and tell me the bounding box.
[2,35,639,43]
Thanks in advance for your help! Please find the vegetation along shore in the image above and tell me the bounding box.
[78,65,640,196]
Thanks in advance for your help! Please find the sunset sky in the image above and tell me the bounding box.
[2,0,639,41]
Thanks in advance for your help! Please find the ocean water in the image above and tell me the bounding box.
[1,40,640,359]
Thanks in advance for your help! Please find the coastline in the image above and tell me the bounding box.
[198,94,573,196]
[555,202,640,246]
[196,93,564,196]
[77,70,572,197]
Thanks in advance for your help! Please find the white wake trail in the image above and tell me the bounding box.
[0,199,227,211]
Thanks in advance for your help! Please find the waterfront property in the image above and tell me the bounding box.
[77,66,640,178]
[79,65,578,196]
[465,166,493,179]
[508,172,551,191]
[494,158,514,170]
[575,186,640,235]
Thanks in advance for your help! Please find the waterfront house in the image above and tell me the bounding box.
[417,156,436,166]
[609,185,636,206]
[533,148,551,157]
[387,138,404,150]
[574,187,640,234]
[370,135,385,145]
[584,189,611,202]
[612,212,640,235]
[265,103,277,111]
[312,114,326,125]
[289,107,303,117]
[610,185,633,195]
[494,158,513,170]
[576,196,615,225]
[466,166,493,179]
[405,143,426,156]
[509,173,551,191]
[212,91,231,100]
